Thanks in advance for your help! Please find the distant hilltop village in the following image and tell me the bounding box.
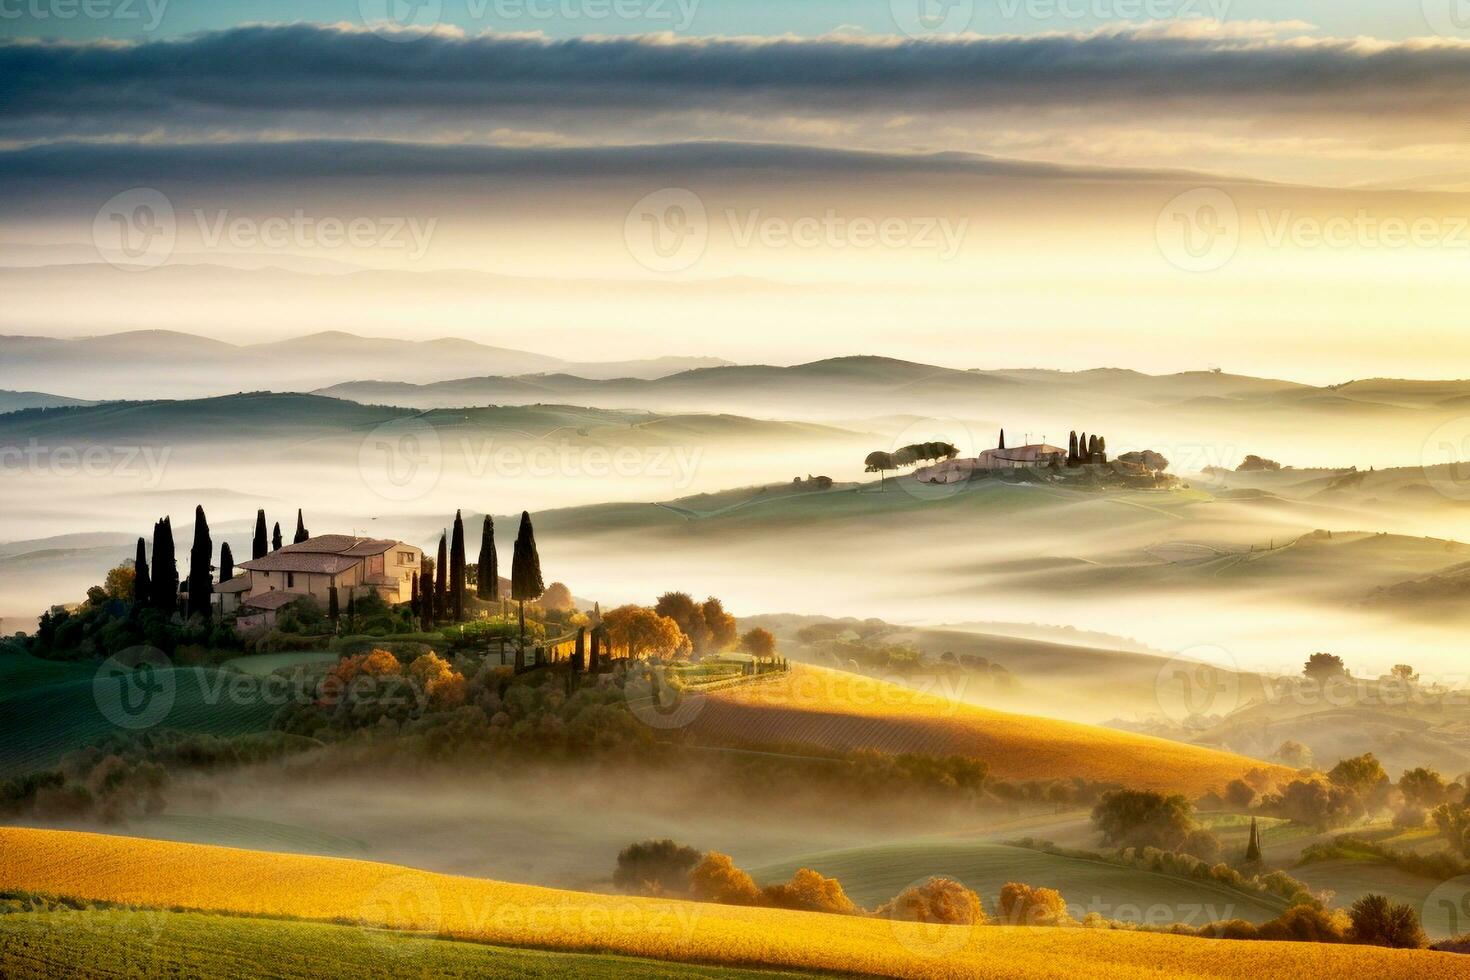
[864,429,1173,489]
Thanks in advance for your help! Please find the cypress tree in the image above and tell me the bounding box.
[1245,817,1262,863]
[1068,431,1079,466]
[328,585,340,627]
[998,428,1006,450]
[434,533,448,618]
[219,542,234,583]
[150,517,178,614]
[293,508,310,544]
[511,511,545,645]
[272,522,283,552]
[133,537,151,607]
[1079,432,1088,463]
[419,558,435,630]
[477,516,498,601]
[346,591,356,626]
[410,572,419,616]
[252,509,268,560]
[186,505,213,618]
[450,510,466,622]
[1088,434,1099,458]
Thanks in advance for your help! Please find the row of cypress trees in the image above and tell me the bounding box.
[249,507,308,560]
[410,510,544,642]
[133,506,307,618]
[1067,430,1108,466]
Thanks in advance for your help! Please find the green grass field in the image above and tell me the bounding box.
[0,653,95,698]
[0,667,277,778]
[749,840,1289,927]
[0,908,841,979]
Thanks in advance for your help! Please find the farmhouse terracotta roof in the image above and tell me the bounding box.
[278,535,398,557]
[242,591,309,611]
[240,534,410,574]
[240,551,361,574]
[216,574,252,594]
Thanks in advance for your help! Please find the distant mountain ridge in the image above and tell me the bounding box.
[0,330,731,400]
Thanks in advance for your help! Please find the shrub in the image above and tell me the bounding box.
[688,852,763,906]
[1348,894,1428,948]
[877,877,985,925]
[1257,905,1350,943]
[997,882,1070,926]
[1181,829,1221,863]
[613,839,702,896]
[1201,918,1259,940]
[1091,789,1193,850]
[762,868,859,915]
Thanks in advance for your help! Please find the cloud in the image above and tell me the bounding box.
[0,138,1221,187]
[3,22,1469,144]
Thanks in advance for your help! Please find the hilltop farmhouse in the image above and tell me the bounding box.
[913,443,1067,484]
[220,535,423,628]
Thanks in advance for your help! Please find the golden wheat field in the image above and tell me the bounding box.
[1,828,1460,980]
[691,666,1290,796]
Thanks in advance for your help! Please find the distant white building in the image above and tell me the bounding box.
[913,444,1066,484]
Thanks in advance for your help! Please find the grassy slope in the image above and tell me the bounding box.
[1,828,1462,980]
[0,665,276,778]
[0,909,829,980]
[750,841,1288,925]
[692,666,1289,796]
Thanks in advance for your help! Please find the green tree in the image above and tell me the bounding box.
[1244,817,1262,863]
[434,533,448,619]
[1328,753,1388,806]
[864,450,897,487]
[252,509,268,560]
[218,542,234,583]
[450,510,466,622]
[1303,652,1347,681]
[740,627,776,661]
[511,511,545,645]
[328,585,340,628]
[186,505,212,618]
[612,839,701,896]
[271,522,283,552]
[1090,789,1193,850]
[1399,767,1447,808]
[656,592,709,654]
[132,536,151,606]
[1348,894,1427,948]
[293,508,310,544]
[702,597,738,652]
[419,559,435,631]
[477,515,498,600]
[150,517,177,614]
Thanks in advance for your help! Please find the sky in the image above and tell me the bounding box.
[2,3,1469,381]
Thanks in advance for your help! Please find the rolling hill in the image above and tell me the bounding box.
[0,658,278,778]
[1,828,1460,979]
[689,666,1289,796]
[0,329,729,399]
